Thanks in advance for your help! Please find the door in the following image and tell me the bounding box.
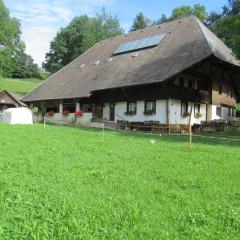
[109,103,115,121]
[93,104,103,118]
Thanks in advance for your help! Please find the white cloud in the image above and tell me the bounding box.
[6,0,117,66]
[22,26,57,66]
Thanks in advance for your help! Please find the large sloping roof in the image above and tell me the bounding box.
[22,16,240,102]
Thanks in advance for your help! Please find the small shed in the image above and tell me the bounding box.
[0,90,27,112]
[2,108,33,124]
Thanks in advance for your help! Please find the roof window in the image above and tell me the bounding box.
[93,60,100,65]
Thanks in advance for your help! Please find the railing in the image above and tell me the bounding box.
[171,85,210,104]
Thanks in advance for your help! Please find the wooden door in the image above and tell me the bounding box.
[94,104,103,118]
[109,103,115,121]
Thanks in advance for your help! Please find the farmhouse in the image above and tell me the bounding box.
[0,90,27,112]
[22,16,240,128]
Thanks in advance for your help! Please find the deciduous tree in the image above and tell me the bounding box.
[43,9,123,73]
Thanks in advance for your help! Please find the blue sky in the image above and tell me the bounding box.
[5,0,227,66]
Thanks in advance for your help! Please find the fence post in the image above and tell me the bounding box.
[188,103,193,149]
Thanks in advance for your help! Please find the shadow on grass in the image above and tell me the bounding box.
[115,130,240,147]
[43,124,240,148]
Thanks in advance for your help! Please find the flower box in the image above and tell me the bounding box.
[143,110,155,115]
[75,110,83,117]
[125,111,135,116]
[182,112,190,118]
[195,112,202,119]
[62,110,69,116]
[47,111,54,117]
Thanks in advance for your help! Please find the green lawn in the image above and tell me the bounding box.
[0,77,42,95]
[0,124,240,239]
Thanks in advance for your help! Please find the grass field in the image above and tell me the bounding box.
[0,124,240,239]
[0,77,42,95]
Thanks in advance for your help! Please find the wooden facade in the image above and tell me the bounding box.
[0,90,26,112]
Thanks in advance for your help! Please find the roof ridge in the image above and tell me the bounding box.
[99,15,198,44]
[194,16,215,54]
[194,16,240,66]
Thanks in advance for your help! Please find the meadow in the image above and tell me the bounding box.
[0,77,42,95]
[0,124,240,239]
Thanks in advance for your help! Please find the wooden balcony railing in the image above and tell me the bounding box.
[171,85,210,104]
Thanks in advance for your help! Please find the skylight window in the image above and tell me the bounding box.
[113,33,166,55]
[93,60,100,65]
[80,64,85,68]
[107,57,113,62]
[131,52,139,58]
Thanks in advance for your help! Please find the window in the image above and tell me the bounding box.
[188,79,193,88]
[232,108,235,117]
[227,89,233,97]
[181,101,188,116]
[228,107,231,117]
[174,78,179,85]
[228,90,233,98]
[179,77,184,87]
[218,85,222,95]
[195,80,199,90]
[126,101,137,114]
[194,104,201,115]
[144,100,156,114]
[216,106,221,117]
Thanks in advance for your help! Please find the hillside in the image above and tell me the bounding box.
[0,77,42,95]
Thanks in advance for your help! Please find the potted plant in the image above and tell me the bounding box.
[75,110,83,117]
[195,112,202,119]
[62,110,69,116]
[47,111,54,117]
[143,109,155,115]
[182,112,190,118]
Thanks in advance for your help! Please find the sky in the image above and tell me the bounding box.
[5,0,228,67]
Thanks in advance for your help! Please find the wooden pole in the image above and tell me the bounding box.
[102,123,105,141]
[188,103,193,149]
[44,116,46,129]
[166,99,171,134]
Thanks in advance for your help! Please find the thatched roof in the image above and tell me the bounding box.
[22,16,240,102]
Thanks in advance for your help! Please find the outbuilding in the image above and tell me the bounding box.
[2,108,33,124]
[0,90,27,112]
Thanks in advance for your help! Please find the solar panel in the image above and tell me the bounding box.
[113,33,166,55]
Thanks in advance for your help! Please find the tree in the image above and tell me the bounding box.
[207,0,240,59]
[153,4,208,25]
[152,14,167,25]
[130,12,150,31]
[0,0,40,78]
[169,4,207,21]
[43,8,123,73]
